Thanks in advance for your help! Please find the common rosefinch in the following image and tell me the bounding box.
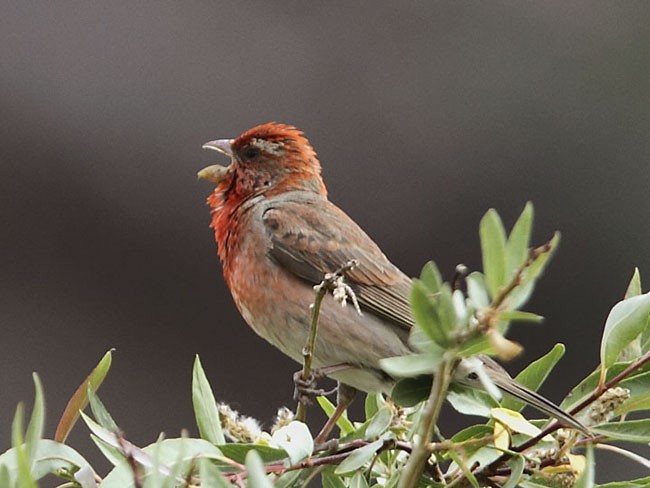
[198,122,584,436]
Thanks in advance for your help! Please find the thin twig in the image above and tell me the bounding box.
[455,240,553,347]
[295,259,359,422]
[568,348,650,417]
[398,357,454,488]
[263,438,410,476]
[118,436,143,488]
[513,347,650,455]
[470,347,650,483]
[490,241,552,311]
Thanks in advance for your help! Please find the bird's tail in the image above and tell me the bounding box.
[455,355,589,435]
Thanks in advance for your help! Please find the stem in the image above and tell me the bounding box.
[455,240,553,346]
[259,439,412,476]
[398,357,454,488]
[295,260,359,423]
[472,347,650,482]
[569,348,650,417]
[295,281,328,423]
[490,240,551,311]
[513,348,650,455]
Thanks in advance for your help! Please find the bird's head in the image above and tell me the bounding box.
[198,122,326,199]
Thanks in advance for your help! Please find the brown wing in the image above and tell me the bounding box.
[262,197,414,331]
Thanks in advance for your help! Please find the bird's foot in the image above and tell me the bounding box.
[293,369,338,405]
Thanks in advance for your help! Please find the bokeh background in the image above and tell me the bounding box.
[2,1,649,483]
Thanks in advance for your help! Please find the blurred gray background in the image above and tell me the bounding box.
[2,1,649,483]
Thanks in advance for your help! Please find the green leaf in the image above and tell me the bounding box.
[55,349,113,443]
[505,202,534,279]
[447,386,500,418]
[379,351,443,378]
[466,272,490,308]
[245,450,274,488]
[365,407,393,439]
[592,419,650,443]
[480,209,507,298]
[88,388,119,433]
[80,412,120,449]
[322,469,347,488]
[410,280,451,346]
[146,435,165,488]
[626,268,650,356]
[438,284,458,335]
[25,373,45,468]
[625,268,642,299]
[449,425,493,459]
[11,404,37,488]
[501,344,565,411]
[600,293,650,371]
[457,335,493,358]
[491,408,543,437]
[420,261,443,294]
[100,437,223,487]
[498,311,544,324]
[508,232,560,310]
[390,376,431,407]
[89,433,124,467]
[364,393,383,420]
[447,450,480,488]
[192,355,225,445]
[217,444,286,465]
[316,396,355,435]
[560,360,650,411]
[164,434,187,488]
[0,439,94,484]
[84,412,224,485]
[407,323,439,353]
[199,458,230,488]
[641,327,650,356]
[0,466,10,488]
[453,288,471,327]
[274,470,304,488]
[350,471,370,488]
[502,455,525,488]
[616,370,650,414]
[574,443,594,488]
[334,439,383,474]
[451,424,493,443]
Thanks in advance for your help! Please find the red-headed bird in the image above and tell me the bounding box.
[198,122,585,439]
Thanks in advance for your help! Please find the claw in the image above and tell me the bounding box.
[293,369,337,405]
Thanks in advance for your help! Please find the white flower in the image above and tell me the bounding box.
[269,421,314,464]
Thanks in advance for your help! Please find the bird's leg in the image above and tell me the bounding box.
[293,369,337,405]
[293,362,354,405]
[314,383,357,447]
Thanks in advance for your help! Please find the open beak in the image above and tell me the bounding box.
[202,139,234,157]
[198,139,234,184]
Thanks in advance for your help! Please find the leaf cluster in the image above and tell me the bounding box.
[2,204,650,487]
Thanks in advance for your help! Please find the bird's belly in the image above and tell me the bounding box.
[229,258,410,393]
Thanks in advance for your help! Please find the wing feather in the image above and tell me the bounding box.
[262,196,415,331]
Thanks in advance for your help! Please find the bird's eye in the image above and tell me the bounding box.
[467,372,478,380]
[244,146,260,159]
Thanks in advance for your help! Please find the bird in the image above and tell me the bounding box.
[197,122,586,440]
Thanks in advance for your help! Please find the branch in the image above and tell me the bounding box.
[471,347,650,482]
[226,439,413,481]
[398,356,454,488]
[490,241,551,311]
[295,259,359,422]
